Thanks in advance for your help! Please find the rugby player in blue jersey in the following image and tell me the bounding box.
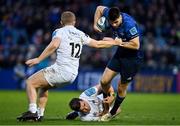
[93,6,144,121]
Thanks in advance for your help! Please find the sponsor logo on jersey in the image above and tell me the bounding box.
[129,27,137,35]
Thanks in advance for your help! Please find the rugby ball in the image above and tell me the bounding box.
[97,16,109,32]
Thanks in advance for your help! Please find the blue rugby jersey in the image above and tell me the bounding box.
[103,7,143,58]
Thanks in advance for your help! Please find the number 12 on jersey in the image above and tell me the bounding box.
[69,43,82,58]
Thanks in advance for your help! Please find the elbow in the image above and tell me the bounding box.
[135,43,140,50]
[97,6,104,11]
[130,37,140,50]
[96,6,105,14]
[133,44,139,50]
[54,44,59,49]
[131,41,140,50]
[51,45,58,50]
[52,43,59,49]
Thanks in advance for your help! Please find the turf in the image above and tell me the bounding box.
[0,90,179,125]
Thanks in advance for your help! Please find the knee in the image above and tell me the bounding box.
[39,89,48,97]
[100,79,111,94]
[26,78,35,87]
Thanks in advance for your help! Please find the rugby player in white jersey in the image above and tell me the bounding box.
[66,84,121,121]
[17,11,122,121]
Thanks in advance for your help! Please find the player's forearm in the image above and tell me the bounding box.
[38,38,60,62]
[95,40,119,48]
[38,44,57,62]
[120,41,140,50]
[115,37,140,50]
[94,6,105,25]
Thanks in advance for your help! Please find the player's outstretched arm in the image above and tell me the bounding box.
[93,6,106,32]
[87,38,122,49]
[26,38,60,67]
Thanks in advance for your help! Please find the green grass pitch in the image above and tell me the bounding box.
[0,90,179,125]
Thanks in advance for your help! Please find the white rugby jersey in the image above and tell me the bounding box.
[52,25,91,75]
[79,86,103,121]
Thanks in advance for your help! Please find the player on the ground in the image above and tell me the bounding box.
[93,6,144,121]
[16,11,123,122]
[66,84,121,121]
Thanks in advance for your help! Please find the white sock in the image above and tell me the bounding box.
[37,107,45,117]
[28,103,37,113]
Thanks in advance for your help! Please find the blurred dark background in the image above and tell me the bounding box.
[0,0,180,92]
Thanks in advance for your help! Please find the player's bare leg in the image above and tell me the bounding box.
[26,70,49,103]
[109,81,128,115]
[37,87,51,121]
[100,67,117,94]
[101,81,128,121]
[17,70,50,121]
[117,82,128,97]
[100,67,117,116]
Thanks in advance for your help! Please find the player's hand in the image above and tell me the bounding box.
[25,58,40,67]
[103,95,115,105]
[93,24,102,33]
[115,37,123,46]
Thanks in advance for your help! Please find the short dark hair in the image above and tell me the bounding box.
[69,98,82,111]
[108,7,120,21]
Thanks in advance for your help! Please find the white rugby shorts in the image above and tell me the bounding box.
[43,63,77,87]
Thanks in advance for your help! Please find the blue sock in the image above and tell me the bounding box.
[110,94,125,115]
